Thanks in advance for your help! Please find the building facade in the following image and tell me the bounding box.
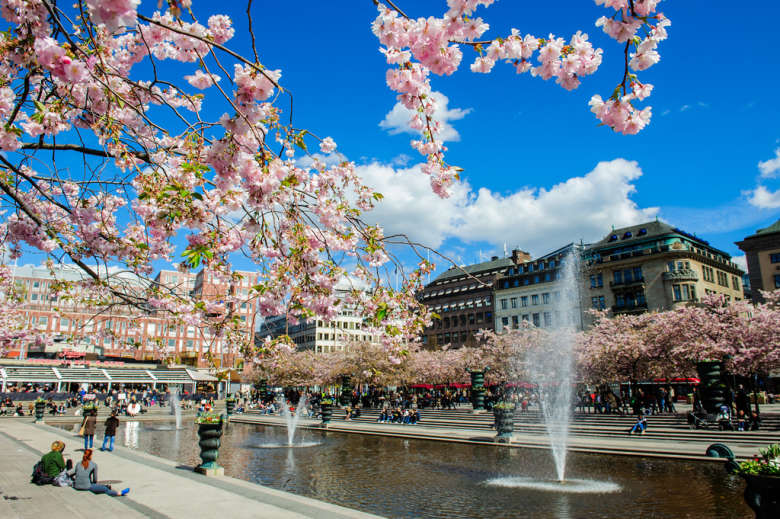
[494,243,584,331]
[419,250,531,348]
[582,221,745,325]
[6,264,257,368]
[735,219,780,302]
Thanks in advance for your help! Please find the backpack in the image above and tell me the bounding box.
[31,461,54,486]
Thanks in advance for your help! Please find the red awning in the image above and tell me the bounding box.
[410,384,433,389]
[652,377,700,384]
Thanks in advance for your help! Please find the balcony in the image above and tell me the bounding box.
[611,302,648,314]
[609,277,645,289]
[663,269,699,282]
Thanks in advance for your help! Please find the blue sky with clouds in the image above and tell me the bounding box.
[7,1,780,277]
[192,0,779,273]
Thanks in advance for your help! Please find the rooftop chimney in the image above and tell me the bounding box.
[511,249,531,265]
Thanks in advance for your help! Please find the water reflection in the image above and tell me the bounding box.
[92,421,750,519]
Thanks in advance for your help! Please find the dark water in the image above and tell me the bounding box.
[60,421,751,518]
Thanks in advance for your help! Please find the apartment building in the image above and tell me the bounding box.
[6,264,258,368]
[418,250,531,349]
[736,219,780,302]
[494,243,585,331]
[256,278,378,353]
[582,221,744,325]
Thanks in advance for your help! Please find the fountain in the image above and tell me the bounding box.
[280,395,308,446]
[170,387,182,429]
[488,248,618,493]
[524,249,580,482]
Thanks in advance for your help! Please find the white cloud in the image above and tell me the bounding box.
[680,104,690,112]
[748,185,780,209]
[379,91,471,142]
[357,158,658,254]
[758,148,780,178]
[731,254,747,273]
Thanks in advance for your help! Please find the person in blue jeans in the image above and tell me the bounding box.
[70,449,129,497]
[101,410,120,452]
[81,408,97,450]
[628,413,647,435]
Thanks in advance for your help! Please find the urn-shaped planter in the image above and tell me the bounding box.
[493,406,515,442]
[741,474,780,518]
[225,398,236,416]
[467,368,489,411]
[320,401,333,425]
[34,401,46,422]
[696,361,726,414]
[340,376,353,407]
[195,417,224,476]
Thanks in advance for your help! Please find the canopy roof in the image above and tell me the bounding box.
[0,366,217,385]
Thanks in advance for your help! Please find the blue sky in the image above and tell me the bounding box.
[193,0,780,273]
[7,1,780,277]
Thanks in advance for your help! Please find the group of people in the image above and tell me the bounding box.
[34,440,129,497]
[78,408,120,452]
[376,407,421,425]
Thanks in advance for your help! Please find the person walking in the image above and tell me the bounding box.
[70,449,129,497]
[101,410,120,452]
[82,409,97,450]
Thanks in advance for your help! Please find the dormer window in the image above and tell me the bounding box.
[608,234,618,242]
[638,228,647,236]
[623,231,632,239]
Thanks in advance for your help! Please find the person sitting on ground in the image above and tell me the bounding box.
[41,441,72,482]
[101,410,120,452]
[377,407,388,423]
[69,449,129,497]
[628,413,647,435]
[736,409,747,431]
[344,406,353,420]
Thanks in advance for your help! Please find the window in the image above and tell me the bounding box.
[31,293,38,301]
[532,313,540,327]
[543,312,552,327]
[633,266,643,280]
[61,318,69,328]
[500,298,508,310]
[510,297,517,309]
[673,285,682,301]
[544,273,552,281]
[531,294,539,305]
[33,281,39,288]
[732,276,740,291]
[775,275,780,289]
[521,296,528,307]
[624,269,633,283]
[613,271,623,284]
[702,266,714,282]
[771,253,780,264]
[591,296,600,309]
[533,275,540,284]
[616,294,625,307]
[468,314,475,325]
[522,314,529,322]
[542,293,550,304]
[590,273,603,288]
[511,315,519,329]
[501,317,509,327]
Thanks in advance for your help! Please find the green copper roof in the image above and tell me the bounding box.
[755,219,780,236]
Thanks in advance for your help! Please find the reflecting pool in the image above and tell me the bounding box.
[62,421,751,518]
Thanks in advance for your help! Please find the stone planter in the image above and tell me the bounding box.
[320,402,333,425]
[741,474,780,518]
[493,407,515,442]
[340,376,353,407]
[225,399,235,416]
[468,369,488,411]
[34,401,45,422]
[195,420,224,476]
[696,361,726,414]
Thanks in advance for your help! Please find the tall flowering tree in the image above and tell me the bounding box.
[0,0,669,363]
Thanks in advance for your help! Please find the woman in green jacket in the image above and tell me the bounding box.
[41,440,71,478]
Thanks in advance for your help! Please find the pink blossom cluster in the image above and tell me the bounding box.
[591,0,670,132]
[33,37,89,83]
[85,0,140,33]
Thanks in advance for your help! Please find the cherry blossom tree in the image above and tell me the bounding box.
[0,0,670,365]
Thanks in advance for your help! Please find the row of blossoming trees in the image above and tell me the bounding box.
[0,0,672,365]
[249,291,780,390]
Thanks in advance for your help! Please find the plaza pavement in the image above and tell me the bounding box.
[0,419,383,519]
